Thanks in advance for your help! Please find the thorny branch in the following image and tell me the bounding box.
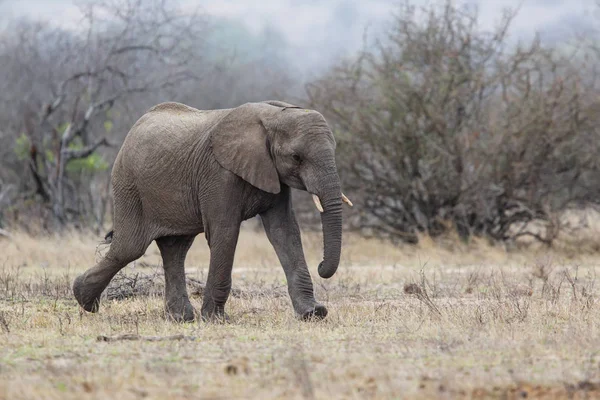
[307,0,600,245]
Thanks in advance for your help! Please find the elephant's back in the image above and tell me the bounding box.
[113,104,225,183]
[146,102,200,114]
[121,104,222,157]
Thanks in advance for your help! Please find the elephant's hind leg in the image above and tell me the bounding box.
[156,235,196,322]
[73,234,151,312]
[73,190,151,313]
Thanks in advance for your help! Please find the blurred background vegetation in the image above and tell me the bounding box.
[1,0,600,248]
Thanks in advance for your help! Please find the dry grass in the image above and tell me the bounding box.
[1,227,600,399]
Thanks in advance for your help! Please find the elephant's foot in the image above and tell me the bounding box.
[201,310,230,323]
[296,302,328,321]
[200,302,230,323]
[73,274,103,313]
[165,297,196,323]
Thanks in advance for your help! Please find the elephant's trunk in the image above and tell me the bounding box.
[315,174,343,279]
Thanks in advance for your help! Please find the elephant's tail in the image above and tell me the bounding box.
[103,230,114,244]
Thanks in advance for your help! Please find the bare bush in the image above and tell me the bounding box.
[307,1,600,244]
[0,0,205,231]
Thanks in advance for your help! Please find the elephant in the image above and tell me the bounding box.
[72,100,352,322]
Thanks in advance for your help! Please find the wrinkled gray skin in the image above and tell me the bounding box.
[72,100,344,322]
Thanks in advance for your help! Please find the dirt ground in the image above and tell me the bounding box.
[1,228,600,399]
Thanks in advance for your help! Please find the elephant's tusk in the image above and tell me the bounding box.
[342,193,353,207]
[312,194,324,213]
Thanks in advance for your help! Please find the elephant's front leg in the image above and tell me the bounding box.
[201,224,240,322]
[260,187,327,320]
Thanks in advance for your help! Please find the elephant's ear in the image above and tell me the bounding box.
[209,104,280,194]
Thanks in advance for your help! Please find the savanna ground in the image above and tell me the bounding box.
[1,216,600,399]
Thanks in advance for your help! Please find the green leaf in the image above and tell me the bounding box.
[14,134,31,160]
[104,120,113,133]
[57,122,70,134]
[66,152,109,174]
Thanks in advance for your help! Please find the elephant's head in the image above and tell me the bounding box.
[210,100,352,279]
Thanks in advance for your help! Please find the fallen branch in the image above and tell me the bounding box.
[97,334,197,342]
[105,271,163,301]
[105,271,286,301]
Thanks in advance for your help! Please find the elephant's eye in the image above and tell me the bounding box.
[292,154,302,163]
